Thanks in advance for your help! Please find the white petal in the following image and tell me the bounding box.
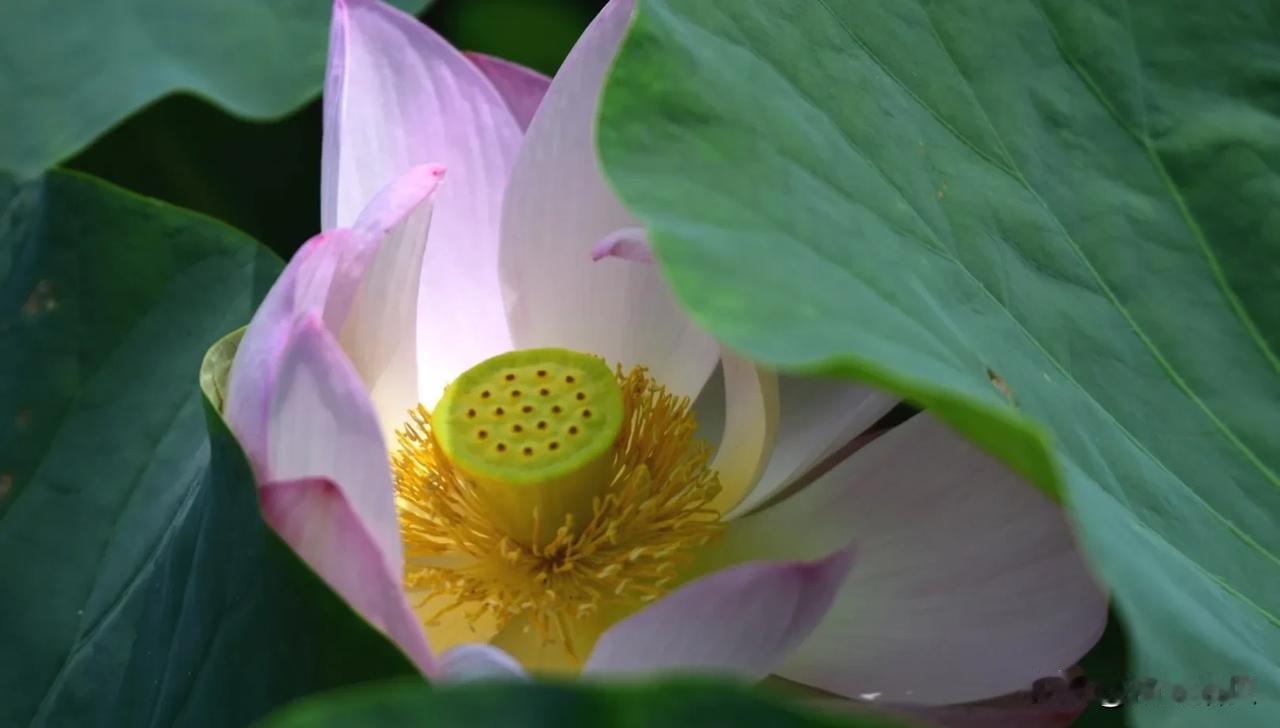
[438,643,528,682]
[323,0,523,407]
[730,375,897,516]
[497,0,717,400]
[699,414,1107,705]
[339,164,444,439]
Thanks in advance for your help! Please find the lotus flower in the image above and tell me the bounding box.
[224,0,1106,721]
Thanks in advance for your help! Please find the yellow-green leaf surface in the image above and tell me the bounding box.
[599,1,1279,725]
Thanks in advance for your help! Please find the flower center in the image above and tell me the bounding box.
[430,348,625,542]
[392,348,723,663]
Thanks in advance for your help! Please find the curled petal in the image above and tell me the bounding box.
[707,352,779,514]
[339,164,445,438]
[227,165,442,477]
[590,227,654,263]
[730,375,897,516]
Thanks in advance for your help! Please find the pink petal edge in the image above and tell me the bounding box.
[465,52,552,131]
[265,313,404,579]
[226,228,361,480]
[583,547,854,677]
[339,164,446,438]
[261,476,436,675]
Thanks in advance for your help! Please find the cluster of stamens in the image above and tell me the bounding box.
[392,362,723,658]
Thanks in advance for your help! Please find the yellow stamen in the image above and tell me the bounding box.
[393,359,723,661]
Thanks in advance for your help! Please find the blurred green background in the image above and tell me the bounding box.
[67,0,607,259]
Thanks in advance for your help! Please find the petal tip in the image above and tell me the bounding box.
[292,309,329,339]
[590,227,653,263]
[439,643,528,683]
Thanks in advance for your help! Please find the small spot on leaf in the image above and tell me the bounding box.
[22,280,57,316]
[987,368,1016,406]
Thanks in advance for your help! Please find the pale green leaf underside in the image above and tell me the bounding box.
[600,1,1280,725]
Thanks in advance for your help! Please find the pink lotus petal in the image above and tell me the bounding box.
[265,313,403,576]
[349,163,446,241]
[228,165,444,472]
[227,228,364,477]
[321,164,446,336]
[339,164,445,438]
[261,476,435,675]
[498,0,718,401]
[324,0,520,407]
[583,548,854,677]
[465,52,551,131]
[700,414,1107,705]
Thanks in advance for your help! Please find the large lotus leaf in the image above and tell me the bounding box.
[598,1,1279,725]
[0,171,416,727]
[0,0,429,176]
